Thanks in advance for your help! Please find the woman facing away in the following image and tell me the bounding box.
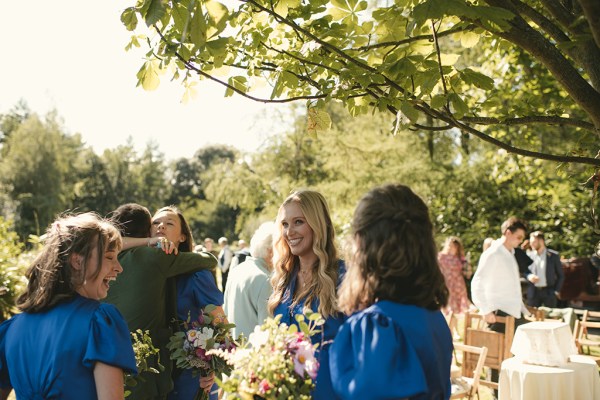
[0,212,137,400]
[268,189,346,400]
[329,184,453,400]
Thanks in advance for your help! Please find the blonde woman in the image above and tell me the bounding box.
[268,189,345,400]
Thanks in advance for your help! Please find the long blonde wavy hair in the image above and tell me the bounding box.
[267,190,339,318]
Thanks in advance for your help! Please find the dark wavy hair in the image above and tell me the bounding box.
[17,212,122,313]
[338,184,449,314]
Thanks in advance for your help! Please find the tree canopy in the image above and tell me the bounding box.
[122,0,600,168]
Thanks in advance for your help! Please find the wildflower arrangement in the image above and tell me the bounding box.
[211,312,324,400]
[125,329,162,397]
[167,304,236,400]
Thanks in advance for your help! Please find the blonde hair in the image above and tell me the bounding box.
[267,190,339,318]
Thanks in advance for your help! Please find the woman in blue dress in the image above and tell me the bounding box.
[329,184,453,400]
[151,206,226,400]
[267,189,346,400]
[0,212,137,400]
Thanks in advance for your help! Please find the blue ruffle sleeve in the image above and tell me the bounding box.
[329,311,427,400]
[0,318,14,389]
[193,270,224,307]
[83,303,137,375]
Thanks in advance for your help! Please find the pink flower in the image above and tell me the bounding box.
[258,379,272,394]
[195,347,212,361]
[292,340,318,379]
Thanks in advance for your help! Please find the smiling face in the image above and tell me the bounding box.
[76,243,122,300]
[151,210,186,246]
[279,202,315,259]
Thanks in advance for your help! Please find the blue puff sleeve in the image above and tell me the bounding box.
[193,270,224,307]
[0,318,13,389]
[83,303,137,374]
[329,311,427,400]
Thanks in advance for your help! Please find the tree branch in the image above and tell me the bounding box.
[482,0,600,129]
[460,115,596,131]
[577,0,600,49]
[353,24,470,52]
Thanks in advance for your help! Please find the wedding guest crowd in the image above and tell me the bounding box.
[0,184,475,399]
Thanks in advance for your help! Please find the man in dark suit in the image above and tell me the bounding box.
[525,231,564,307]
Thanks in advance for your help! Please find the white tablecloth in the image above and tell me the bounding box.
[499,355,600,400]
[510,321,577,366]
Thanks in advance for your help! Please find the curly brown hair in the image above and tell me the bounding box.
[17,212,122,313]
[338,184,449,314]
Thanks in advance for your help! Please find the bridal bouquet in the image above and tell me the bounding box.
[211,312,324,400]
[167,304,236,400]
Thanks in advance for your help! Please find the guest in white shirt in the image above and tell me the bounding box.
[223,222,274,339]
[471,217,532,391]
[471,216,531,332]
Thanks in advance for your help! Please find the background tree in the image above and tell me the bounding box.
[0,113,83,238]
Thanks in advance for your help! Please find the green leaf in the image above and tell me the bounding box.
[225,76,248,97]
[431,94,447,109]
[206,1,229,28]
[460,31,480,48]
[448,93,468,118]
[190,6,207,47]
[460,68,495,90]
[273,0,300,18]
[121,7,138,31]
[400,102,419,123]
[142,0,167,27]
[204,304,217,313]
[331,0,351,12]
[307,108,332,137]
[413,0,446,24]
[136,60,161,91]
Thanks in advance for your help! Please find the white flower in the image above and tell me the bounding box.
[248,326,269,348]
[193,327,214,349]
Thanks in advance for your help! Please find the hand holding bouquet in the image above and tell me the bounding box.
[167,304,236,400]
[211,312,324,399]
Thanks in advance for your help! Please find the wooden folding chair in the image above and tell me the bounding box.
[450,343,488,400]
[462,312,514,390]
[573,319,600,365]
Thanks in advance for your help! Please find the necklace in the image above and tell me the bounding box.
[298,267,312,288]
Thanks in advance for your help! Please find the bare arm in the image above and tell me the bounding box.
[121,236,178,254]
[94,362,125,400]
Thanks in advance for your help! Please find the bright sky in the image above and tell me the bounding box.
[0,0,287,160]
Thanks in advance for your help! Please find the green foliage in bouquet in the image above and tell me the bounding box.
[124,329,162,398]
[213,312,324,400]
